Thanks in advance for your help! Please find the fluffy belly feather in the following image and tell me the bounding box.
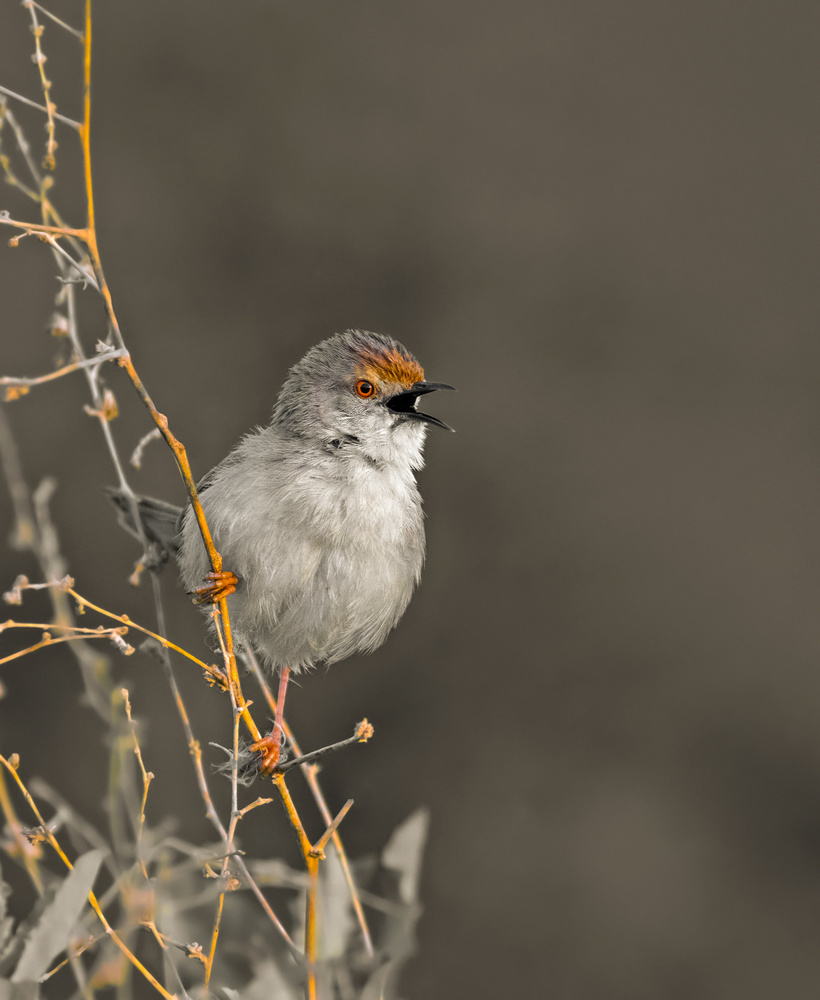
[227,537,421,671]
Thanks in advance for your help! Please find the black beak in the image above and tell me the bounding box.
[386,381,456,431]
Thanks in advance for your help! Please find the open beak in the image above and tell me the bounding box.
[386,381,455,431]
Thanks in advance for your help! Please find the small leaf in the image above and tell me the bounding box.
[12,849,103,983]
[381,808,430,906]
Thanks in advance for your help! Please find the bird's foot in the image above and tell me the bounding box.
[191,570,239,605]
[249,731,285,776]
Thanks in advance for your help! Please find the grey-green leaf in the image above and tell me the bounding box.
[381,809,430,905]
[0,978,39,1000]
[11,850,104,983]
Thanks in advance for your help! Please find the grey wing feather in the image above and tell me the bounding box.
[105,487,183,565]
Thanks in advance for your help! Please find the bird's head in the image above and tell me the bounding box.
[273,330,454,467]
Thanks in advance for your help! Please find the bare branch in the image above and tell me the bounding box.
[130,428,162,468]
[310,799,354,858]
[0,213,86,237]
[24,0,58,169]
[0,84,81,130]
[24,2,84,42]
[32,231,98,287]
[276,721,375,775]
[1,348,125,397]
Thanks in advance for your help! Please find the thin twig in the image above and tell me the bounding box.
[1,349,124,394]
[0,626,132,666]
[0,213,86,237]
[0,153,40,201]
[276,722,374,775]
[130,428,162,468]
[0,621,128,638]
[0,762,44,893]
[0,84,81,130]
[122,690,153,878]
[32,231,98,286]
[236,796,274,820]
[40,932,104,981]
[204,695,245,989]
[310,800,354,858]
[24,0,58,169]
[0,102,44,186]
[25,1,85,42]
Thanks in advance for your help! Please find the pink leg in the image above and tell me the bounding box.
[250,667,291,775]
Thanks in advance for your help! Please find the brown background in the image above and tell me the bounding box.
[2,1,820,996]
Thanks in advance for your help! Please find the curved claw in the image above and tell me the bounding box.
[191,570,239,605]
[249,733,284,775]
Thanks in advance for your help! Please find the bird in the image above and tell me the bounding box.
[109,330,453,773]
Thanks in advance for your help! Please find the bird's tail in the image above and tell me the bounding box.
[105,488,182,566]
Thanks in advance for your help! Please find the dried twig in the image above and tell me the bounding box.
[276,722,374,775]
[122,689,153,876]
[25,1,85,42]
[0,84,81,131]
[0,620,134,666]
[23,0,59,169]
[310,799,354,859]
[0,348,124,397]
[130,427,162,468]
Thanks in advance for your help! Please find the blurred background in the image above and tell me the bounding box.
[2,0,820,996]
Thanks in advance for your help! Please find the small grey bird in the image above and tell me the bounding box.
[110,330,453,770]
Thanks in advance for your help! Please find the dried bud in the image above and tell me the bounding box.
[186,943,205,964]
[101,389,118,421]
[110,631,135,656]
[49,313,69,337]
[83,389,118,422]
[355,719,375,742]
[3,574,29,604]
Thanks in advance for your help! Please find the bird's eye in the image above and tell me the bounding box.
[355,379,375,398]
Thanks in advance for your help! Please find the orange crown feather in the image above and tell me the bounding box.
[356,345,424,389]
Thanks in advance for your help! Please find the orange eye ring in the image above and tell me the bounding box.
[355,379,375,398]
